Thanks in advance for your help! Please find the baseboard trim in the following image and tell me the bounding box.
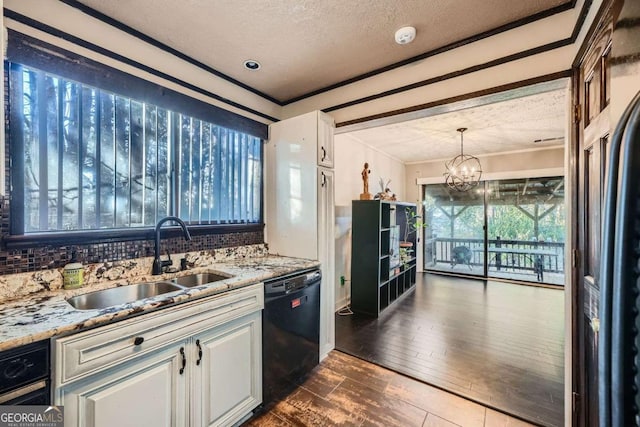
[335,296,350,312]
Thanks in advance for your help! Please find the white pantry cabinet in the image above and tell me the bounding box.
[266,110,335,360]
[54,284,263,427]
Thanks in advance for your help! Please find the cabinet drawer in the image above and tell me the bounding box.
[54,283,263,386]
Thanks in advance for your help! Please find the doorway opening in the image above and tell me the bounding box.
[334,78,569,427]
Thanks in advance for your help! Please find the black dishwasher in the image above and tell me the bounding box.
[262,268,321,405]
[0,340,50,405]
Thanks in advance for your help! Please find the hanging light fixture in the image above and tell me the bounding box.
[444,128,482,192]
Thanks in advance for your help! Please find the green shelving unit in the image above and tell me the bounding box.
[350,200,418,317]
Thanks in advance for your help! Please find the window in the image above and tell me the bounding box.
[10,64,262,235]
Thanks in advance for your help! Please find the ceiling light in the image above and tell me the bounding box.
[243,60,261,71]
[444,128,483,192]
[394,26,416,45]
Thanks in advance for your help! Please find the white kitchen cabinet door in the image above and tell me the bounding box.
[57,343,188,427]
[317,112,335,168]
[192,311,261,427]
[318,168,335,359]
[266,111,319,260]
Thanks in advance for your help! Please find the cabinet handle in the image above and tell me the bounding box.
[196,339,203,366]
[133,337,144,346]
[321,172,326,187]
[321,146,327,162]
[179,347,186,375]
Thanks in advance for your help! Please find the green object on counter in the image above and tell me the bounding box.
[63,250,84,290]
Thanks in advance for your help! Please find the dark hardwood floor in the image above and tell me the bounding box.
[335,273,564,427]
[245,350,535,426]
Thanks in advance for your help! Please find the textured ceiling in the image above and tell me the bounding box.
[76,0,570,102]
[339,88,567,163]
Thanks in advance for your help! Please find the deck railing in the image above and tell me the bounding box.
[425,237,565,273]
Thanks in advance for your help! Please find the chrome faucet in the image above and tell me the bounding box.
[152,216,192,275]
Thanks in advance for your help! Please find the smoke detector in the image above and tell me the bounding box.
[394,26,416,45]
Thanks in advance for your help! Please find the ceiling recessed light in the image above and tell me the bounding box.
[395,26,416,45]
[244,60,261,71]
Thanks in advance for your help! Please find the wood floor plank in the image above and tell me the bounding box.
[270,387,362,426]
[320,350,395,392]
[244,411,292,426]
[485,408,538,427]
[326,377,427,426]
[385,373,486,427]
[423,413,461,427]
[336,273,564,427]
[366,352,474,391]
[298,365,345,398]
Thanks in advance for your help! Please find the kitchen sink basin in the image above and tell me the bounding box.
[170,272,231,288]
[66,281,184,310]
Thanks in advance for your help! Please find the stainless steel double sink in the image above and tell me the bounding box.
[66,272,231,310]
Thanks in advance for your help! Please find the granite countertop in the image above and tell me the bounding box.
[0,255,319,352]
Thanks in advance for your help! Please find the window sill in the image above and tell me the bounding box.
[3,223,265,250]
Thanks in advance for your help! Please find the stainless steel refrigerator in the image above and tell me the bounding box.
[599,90,640,426]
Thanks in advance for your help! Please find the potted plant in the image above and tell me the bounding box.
[399,207,426,267]
[401,206,426,247]
[399,246,412,270]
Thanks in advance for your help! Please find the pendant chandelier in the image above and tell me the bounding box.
[444,128,482,192]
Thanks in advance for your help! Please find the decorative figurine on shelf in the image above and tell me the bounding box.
[360,162,372,200]
[374,178,397,201]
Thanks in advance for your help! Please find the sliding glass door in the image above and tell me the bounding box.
[423,176,565,285]
[423,183,485,276]
[486,177,565,285]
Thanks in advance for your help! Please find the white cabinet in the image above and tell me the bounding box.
[192,312,261,427]
[317,112,335,168]
[54,284,263,427]
[266,110,336,360]
[57,343,187,427]
[265,110,335,260]
[317,168,335,358]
